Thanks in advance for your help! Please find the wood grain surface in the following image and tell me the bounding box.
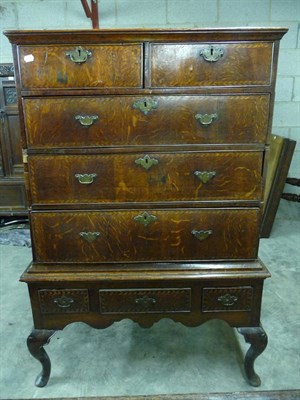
[150,42,273,87]
[19,44,142,89]
[30,208,260,263]
[28,151,263,204]
[23,95,270,148]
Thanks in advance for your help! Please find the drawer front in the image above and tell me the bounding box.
[202,287,253,312]
[19,44,142,89]
[0,183,27,208]
[28,152,263,204]
[38,289,89,314]
[23,95,269,148]
[99,288,191,314]
[150,42,273,87]
[31,208,260,263]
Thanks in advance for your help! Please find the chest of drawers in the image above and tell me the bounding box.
[5,28,286,388]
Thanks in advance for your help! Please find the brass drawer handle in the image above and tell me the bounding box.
[199,45,224,62]
[75,173,97,185]
[133,98,158,115]
[133,211,157,227]
[195,113,217,126]
[191,229,212,241]
[194,171,216,183]
[218,293,238,307]
[53,296,74,308]
[79,231,100,243]
[135,295,157,308]
[75,114,99,126]
[135,154,159,170]
[66,46,92,64]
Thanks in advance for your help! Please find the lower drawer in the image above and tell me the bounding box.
[36,285,256,319]
[38,289,89,314]
[31,208,260,263]
[202,287,253,312]
[99,288,191,314]
[37,288,191,315]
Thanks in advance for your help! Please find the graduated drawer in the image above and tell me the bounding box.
[99,288,191,314]
[31,208,260,263]
[23,95,270,148]
[28,151,263,205]
[150,42,273,87]
[202,286,253,312]
[18,44,142,89]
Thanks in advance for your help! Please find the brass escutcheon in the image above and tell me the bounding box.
[79,231,100,243]
[133,211,157,227]
[132,98,158,115]
[65,46,92,64]
[75,115,99,126]
[199,45,224,62]
[75,173,97,185]
[217,293,238,307]
[135,295,157,308]
[53,296,74,308]
[195,113,217,126]
[194,170,216,183]
[135,154,159,170]
[191,229,212,241]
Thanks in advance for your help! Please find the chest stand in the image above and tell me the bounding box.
[26,323,268,388]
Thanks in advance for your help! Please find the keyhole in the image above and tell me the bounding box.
[144,101,147,108]
[145,158,148,164]
[78,48,81,56]
[210,47,214,55]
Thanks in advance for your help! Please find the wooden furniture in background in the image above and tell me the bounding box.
[0,63,27,215]
[261,135,296,238]
[5,27,286,388]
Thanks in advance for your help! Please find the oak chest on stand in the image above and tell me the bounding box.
[5,28,287,387]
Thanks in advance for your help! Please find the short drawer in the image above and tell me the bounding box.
[38,289,89,314]
[18,44,142,89]
[31,208,260,263]
[23,94,270,148]
[202,287,253,312]
[28,151,263,205]
[99,288,191,314]
[150,42,273,87]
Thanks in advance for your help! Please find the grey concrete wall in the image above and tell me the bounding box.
[1,0,299,176]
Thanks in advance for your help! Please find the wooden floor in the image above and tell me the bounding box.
[19,389,300,400]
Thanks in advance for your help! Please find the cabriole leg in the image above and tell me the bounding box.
[27,329,56,387]
[237,325,268,387]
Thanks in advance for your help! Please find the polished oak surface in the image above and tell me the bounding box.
[23,95,270,148]
[150,42,273,87]
[19,44,142,89]
[28,151,263,204]
[30,208,260,263]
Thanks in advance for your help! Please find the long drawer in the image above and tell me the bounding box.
[18,44,143,89]
[28,151,263,204]
[23,95,270,148]
[150,42,273,87]
[31,208,260,263]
